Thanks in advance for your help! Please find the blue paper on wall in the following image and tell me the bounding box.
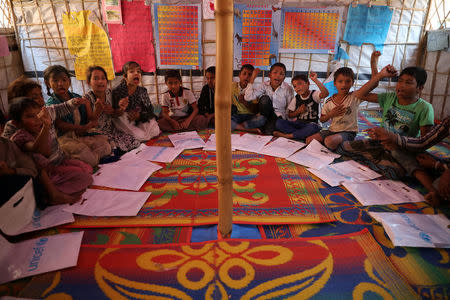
[343,5,393,52]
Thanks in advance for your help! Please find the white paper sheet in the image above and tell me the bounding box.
[0,232,83,284]
[6,205,74,236]
[203,133,239,151]
[168,131,206,149]
[93,160,162,190]
[260,137,305,158]
[286,139,340,169]
[369,212,450,248]
[63,189,151,216]
[121,144,183,163]
[343,180,425,206]
[308,160,381,187]
[233,133,273,153]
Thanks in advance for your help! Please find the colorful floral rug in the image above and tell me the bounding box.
[262,185,450,299]
[19,229,418,299]
[67,143,335,227]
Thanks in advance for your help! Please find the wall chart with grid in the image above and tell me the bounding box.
[154,4,202,69]
[279,8,342,54]
[233,4,280,70]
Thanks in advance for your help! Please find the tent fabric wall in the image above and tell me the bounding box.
[1,0,448,119]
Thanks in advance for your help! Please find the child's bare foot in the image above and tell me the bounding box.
[273,131,292,139]
[245,128,262,134]
[425,191,441,207]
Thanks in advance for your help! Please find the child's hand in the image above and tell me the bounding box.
[0,161,14,176]
[180,119,191,129]
[416,153,437,169]
[330,105,346,117]
[172,121,182,131]
[309,71,318,81]
[119,97,129,111]
[86,120,98,130]
[37,107,51,127]
[370,51,381,63]
[368,127,392,141]
[378,65,397,78]
[296,104,306,115]
[94,98,105,112]
[78,97,90,106]
[103,103,114,115]
[127,110,140,122]
[250,68,261,82]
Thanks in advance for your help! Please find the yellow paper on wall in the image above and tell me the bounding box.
[62,10,115,80]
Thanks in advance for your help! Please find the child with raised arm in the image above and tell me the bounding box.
[9,98,92,204]
[231,64,265,133]
[306,67,361,150]
[158,70,210,132]
[244,62,295,135]
[273,72,329,141]
[45,65,112,166]
[341,58,436,204]
[198,66,215,126]
[112,61,160,141]
[84,66,140,152]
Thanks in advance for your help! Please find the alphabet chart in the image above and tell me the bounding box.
[154,4,202,69]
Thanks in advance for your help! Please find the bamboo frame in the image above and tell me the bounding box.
[3,0,448,116]
[215,0,233,238]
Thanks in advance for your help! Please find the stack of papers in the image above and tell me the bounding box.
[343,180,424,205]
[370,212,450,248]
[64,189,151,216]
[93,160,162,190]
[233,133,273,153]
[308,160,381,187]
[168,131,206,149]
[0,232,84,284]
[260,137,305,158]
[286,139,340,169]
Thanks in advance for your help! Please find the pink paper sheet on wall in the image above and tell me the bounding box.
[107,0,155,73]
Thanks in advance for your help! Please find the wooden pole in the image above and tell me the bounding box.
[215,0,233,238]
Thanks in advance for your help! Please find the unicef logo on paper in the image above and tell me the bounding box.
[419,232,432,244]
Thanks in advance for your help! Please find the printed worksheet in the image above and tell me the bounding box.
[260,137,305,158]
[369,212,450,248]
[287,139,340,169]
[168,131,206,149]
[343,180,424,205]
[64,189,151,216]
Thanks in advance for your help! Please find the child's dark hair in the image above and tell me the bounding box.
[270,62,286,74]
[8,97,41,123]
[86,66,108,83]
[0,109,5,126]
[164,70,182,83]
[240,64,254,73]
[122,61,141,75]
[399,66,427,88]
[205,66,215,74]
[292,74,309,84]
[7,76,41,103]
[43,65,71,96]
[334,67,355,82]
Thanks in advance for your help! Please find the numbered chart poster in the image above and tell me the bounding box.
[279,7,343,54]
[154,4,202,69]
[234,4,280,70]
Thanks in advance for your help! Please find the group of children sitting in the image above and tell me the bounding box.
[0,52,448,210]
